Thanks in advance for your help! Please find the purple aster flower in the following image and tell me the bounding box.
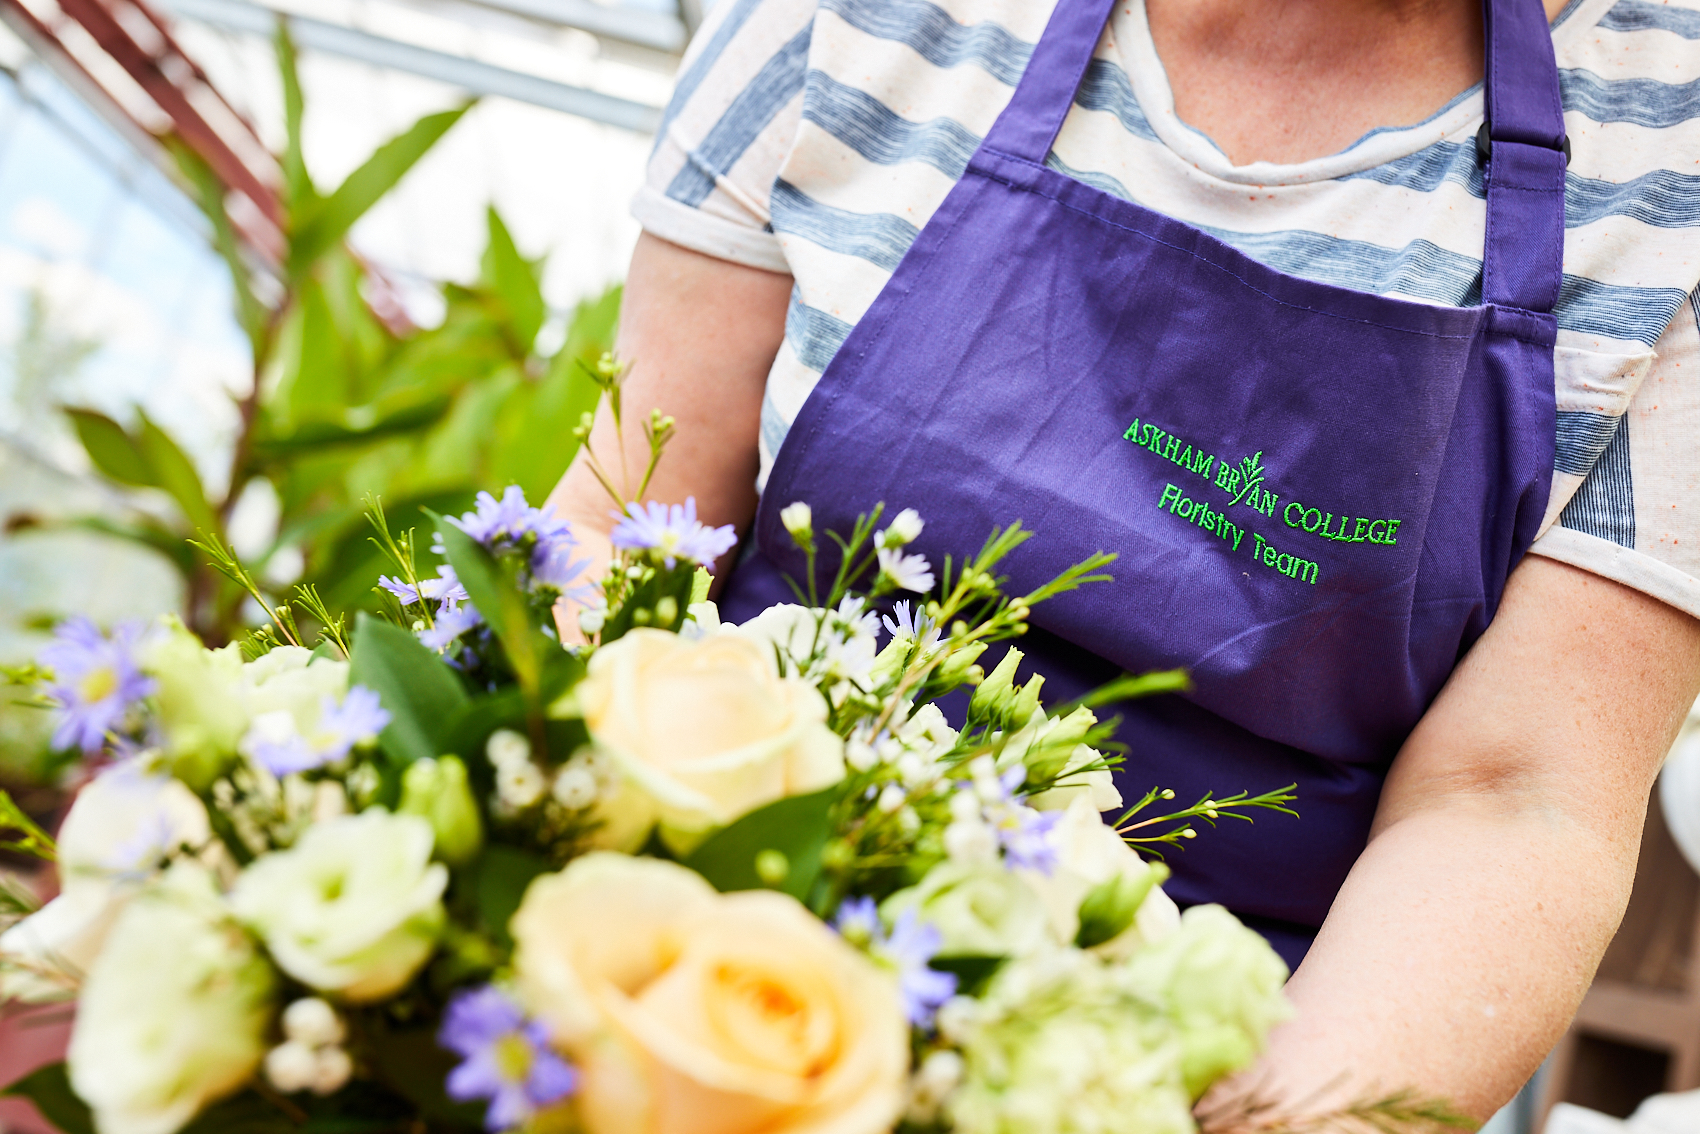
[319,686,390,757]
[440,986,579,1131]
[884,910,957,1027]
[833,895,882,941]
[528,530,591,596]
[880,599,934,642]
[419,604,483,652]
[247,686,390,776]
[38,618,154,754]
[379,566,468,608]
[834,897,956,1028]
[448,486,538,546]
[609,498,737,570]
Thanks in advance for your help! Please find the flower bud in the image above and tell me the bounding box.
[551,764,599,810]
[1008,673,1046,730]
[310,1046,353,1095]
[779,501,813,548]
[885,508,924,546]
[282,997,344,1048]
[969,647,1025,724]
[399,756,484,867]
[265,1042,319,1094]
[485,729,531,771]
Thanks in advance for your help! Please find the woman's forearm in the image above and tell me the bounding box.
[1248,793,1637,1118]
[1214,557,1700,1121]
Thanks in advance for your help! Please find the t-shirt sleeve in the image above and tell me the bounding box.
[630,0,815,274]
[1531,291,1700,618]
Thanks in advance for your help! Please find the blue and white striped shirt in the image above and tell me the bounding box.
[635,0,1700,615]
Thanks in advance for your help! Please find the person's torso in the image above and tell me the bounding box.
[746,0,1699,554]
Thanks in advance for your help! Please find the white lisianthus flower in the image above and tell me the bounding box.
[140,618,248,790]
[1016,796,1179,959]
[0,762,210,1001]
[231,809,446,1002]
[730,601,879,697]
[876,547,936,594]
[68,863,274,1134]
[241,647,350,725]
[881,861,1050,958]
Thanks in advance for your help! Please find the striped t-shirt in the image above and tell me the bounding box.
[634,0,1700,616]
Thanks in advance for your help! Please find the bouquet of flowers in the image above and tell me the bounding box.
[0,379,1310,1134]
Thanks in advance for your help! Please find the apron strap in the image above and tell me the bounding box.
[985,0,1566,314]
[1479,0,1568,314]
[980,0,1119,162]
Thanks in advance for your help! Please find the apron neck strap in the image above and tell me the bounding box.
[980,0,1119,162]
[984,0,1567,314]
[1479,0,1568,313]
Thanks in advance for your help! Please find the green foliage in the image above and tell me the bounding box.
[348,614,469,767]
[0,788,57,860]
[1,1063,95,1134]
[39,23,619,659]
[684,788,837,901]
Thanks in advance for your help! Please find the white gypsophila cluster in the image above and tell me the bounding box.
[945,948,1196,1134]
[485,730,616,819]
[265,998,352,1096]
[729,597,879,706]
[213,769,349,856]
[840,702,961,840]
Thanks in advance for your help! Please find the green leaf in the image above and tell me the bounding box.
[480,207,544,353]
[683,788,837,900]
[177,1090,297,1134]
[64,408,152,487]
[135,411,220,538]
[272,20,317,212]
[474,843,551,946]
[432,518,547,698]
[349,613,470,766]
[2,1062,96,1134]
[62,408,221,538]
[166,140,269,360]
[250,394,454,458]
[1074,865,1165,949]
[928,955,1003,998]
[289,104,474,277]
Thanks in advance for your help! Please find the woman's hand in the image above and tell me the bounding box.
[1212,555,1700,1120]
[545,232,792,637]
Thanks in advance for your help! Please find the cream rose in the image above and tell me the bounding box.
[513,853,907,1134]
[577,629,844,851]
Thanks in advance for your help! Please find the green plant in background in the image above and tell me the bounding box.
[60,23,615,645]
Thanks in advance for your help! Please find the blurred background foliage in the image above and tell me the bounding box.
[3,27,615,781]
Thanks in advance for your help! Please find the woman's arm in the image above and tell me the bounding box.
[546,232,792,583]
[1232,555,1700,1119]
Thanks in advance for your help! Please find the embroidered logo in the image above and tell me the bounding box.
[1123,415,1412,588]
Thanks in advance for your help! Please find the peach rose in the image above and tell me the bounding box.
[577,629,844,851]
[513,854,908,1134]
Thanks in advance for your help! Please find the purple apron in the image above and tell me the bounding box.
[721,0,1565,968]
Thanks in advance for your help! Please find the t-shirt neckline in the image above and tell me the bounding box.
[1111,0,1599,187]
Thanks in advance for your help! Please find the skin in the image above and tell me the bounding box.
[549,0,1700,1119]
